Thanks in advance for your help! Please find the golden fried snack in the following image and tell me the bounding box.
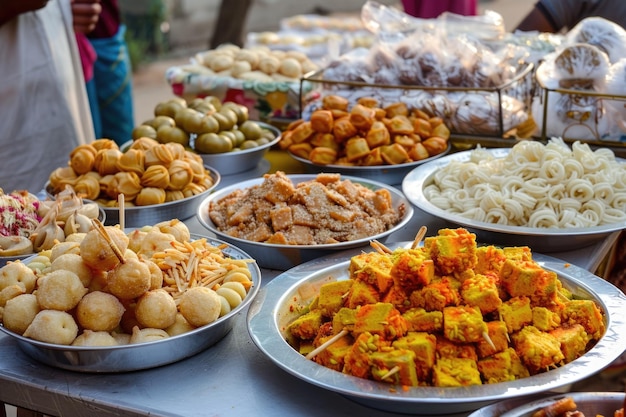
[349,104,376,131]
[50,241,81,261]
[141,165,170,189]
[322,94,349,111]
[422,136,448,155]
[76,291,125,332]
[381,143,410,164]
[111,171,142,201]
[366,121,391,148]
[130,137,159,151]
[165,312,195,336]
[288,143,313,159]
[138,229,177,258]
[50,253,93,288]
[332,117,358,142]
[167,160,194,191]
[135,187,166,206]
[73,174,101,200]
[345,138,370,162]
[0,260,38,294]
[48,166,79,193]
[117,148,145,175]
[129,326,170,344]
[178,286,221,327]
[23,310,79,345]
[144,144,174,167]
[91,138,119,151]
[80,226,129,271]
[106,258,151,300]
[144,259,164,290]
[310,110,334,133]
[2,293,40,334]
[0,284,25,307]
[154,219,190,243]
[69,144,97,175]
[386,115,414,135]
[309,147,338,165]
[94,148,123,176]
[290,121,315,144]
[135,289,177,329]
[36,269,88,311]
[71,330,119,346]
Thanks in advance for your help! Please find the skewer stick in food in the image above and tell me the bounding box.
[411,226,428,249]
[305,329,349,360]
[118,194,125,230]
[91,218,125,264]
[370,240,392,254]
[380,365,401,381]
[482,331,496,351]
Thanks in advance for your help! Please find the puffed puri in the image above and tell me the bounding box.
[76,291,125,332]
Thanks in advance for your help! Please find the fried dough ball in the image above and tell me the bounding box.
[165,312,195,336]
[106,258,151,299]
[80,226,129,271]
[50,241,81,260]
[0,261,37,293]
[144,259,164,290]
[135,289,177,329]
[111,331,131,345]
[36,270,87,311]
[51,253,93,288]
[126,228,149,253]
[0,284,25,307]
[76,291,125,332]
[154,219,190,243]
[71,330,119,347]
[129,326,170,344]
[138,230,176,258]
[2,293,40,334]
[179,286,221,327]
[23,310,79,345]
[119,300,139,334]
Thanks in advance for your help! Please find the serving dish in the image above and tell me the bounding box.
[247,243,626,415]
[0,234,260,373]
[195,121,282,176]
[288,143,451,186]
[468,391,626,417]
[47,165,220,228]
[196,174,414,270]
[402,148,626,252]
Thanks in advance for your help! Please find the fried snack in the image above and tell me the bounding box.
[135,187,166,206]
[75,291,125,332]
[0,260,38,294]
[117,148,145,175]
[69,144,97,175]
[167,160,194,191]
[23,310,79,345]
[129,326,170,344]
[80,225,129,271]
[106,258,151,299]
[154,219,190,243]
[1,293,40,334]
[71,330,118,346]
[36,269,87,311]
[178,286,221,327]
[165,312,195,336]
[141,165,170,189]
[135,289,178,329]
[50,253,93,288]
[94,148,123,176]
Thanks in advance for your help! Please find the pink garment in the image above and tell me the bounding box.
[75,32,97,82]
[401,0,477,18]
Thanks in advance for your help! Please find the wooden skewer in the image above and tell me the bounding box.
[411,226,428,249]
[380,365,401,381]
[370,239,392,255]
[482,331,496,351]
[118,194,125,231]
[305,329,349,360]
[91,218,125,264]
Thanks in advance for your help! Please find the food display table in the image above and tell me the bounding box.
[0,152,621,417]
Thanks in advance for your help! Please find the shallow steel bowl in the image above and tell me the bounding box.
[288,143,451,186]
[196,174,414,270]
[402,148,626,252]
[196,122,281,176]
[0,235,260,373]
[468,391,626,417]
[247,243,626,414]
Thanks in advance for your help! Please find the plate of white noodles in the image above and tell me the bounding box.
[402,138,626,252]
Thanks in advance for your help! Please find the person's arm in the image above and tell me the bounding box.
[515,4,559,33]
[0,0,49,27]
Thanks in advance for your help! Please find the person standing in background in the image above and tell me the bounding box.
[401,0,476,19]
[209,0,253,48]
[82,0,135,146]
[0,0,100,193]
[515,0,626,32]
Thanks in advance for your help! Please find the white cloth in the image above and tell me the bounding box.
[0,0,95,193]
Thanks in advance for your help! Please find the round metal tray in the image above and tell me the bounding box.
[0,235,260,373]
[247,243,626,415]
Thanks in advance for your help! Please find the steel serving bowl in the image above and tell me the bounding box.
[288,143,451,186]
[195,122,282,176]
[46,166,220,228]
[402,149,626,252]
[0,235,260,373]
[247,242,626,415]
[196,174,414,270]
[468,391,626,417]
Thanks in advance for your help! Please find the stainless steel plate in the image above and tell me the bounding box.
[247,243,626,415]
[195,174,414,270]
[0,235,260,373]
[402,149,626,252]
[196,122,281,176]
[288,143,451,186]
[468,391,626,417]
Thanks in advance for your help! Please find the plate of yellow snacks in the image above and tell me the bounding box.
[0,219,260,372]
[196,171,413,270]
[247,227,626,414]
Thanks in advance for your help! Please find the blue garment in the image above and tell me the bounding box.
[86,24,134,146]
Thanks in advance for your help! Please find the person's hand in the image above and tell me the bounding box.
[71,0,102,34]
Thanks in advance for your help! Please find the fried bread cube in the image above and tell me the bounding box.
[287,309,323,340]
[474,245,507,275]
[381,284,411,313]
[392,331,436,381]
[332,307,356,334]
[409,276,461,312]
[402,308,443,333]
[353,302,407,340]
[349,251,394,293]
[435,336,478,361]
[423,228,478,275]
[343,332,386,379]
[477,347,530,383]
[345,280,380,309]
[512,325,564,373]
[561,299,605,340]
[500,259,558,302]
[443,305,488,344]
[550,323,589,363]
[433,357,482,387]
[390,248,434,292]
[477,320,509,358]
[461,272,502,314]
[503,246,532,262]
[317,280,353,317]
[313,332,353,372]
[370,349,419,386]
[532,306,561,331]
[498,296,533,333]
